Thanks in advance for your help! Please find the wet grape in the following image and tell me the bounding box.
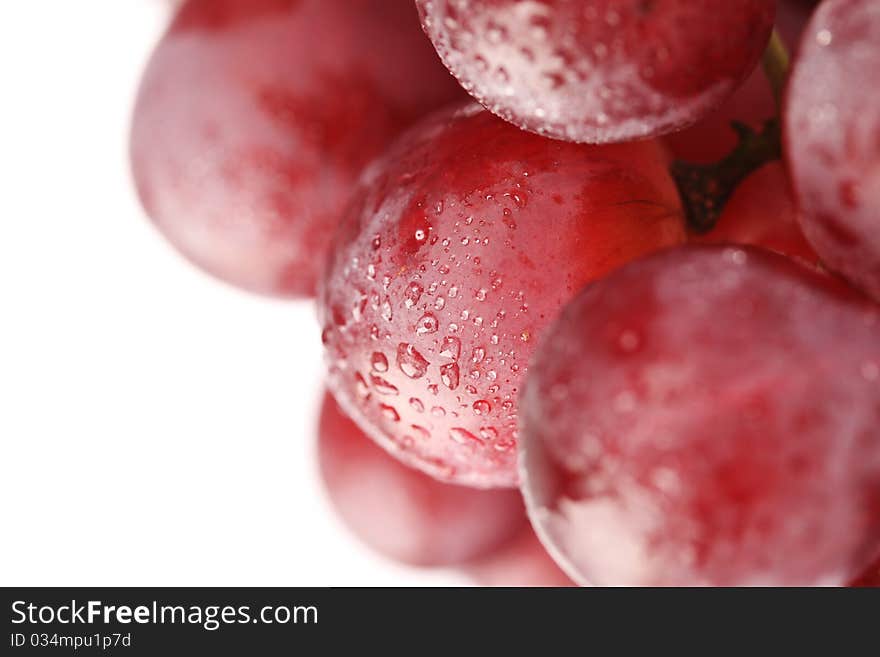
[785,0,880,301]
[520,245,880,586]
[417,0,775,143]
[319,103,685,488]
[131,0,463,297]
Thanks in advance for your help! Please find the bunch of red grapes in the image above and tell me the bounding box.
[133,0,880,586]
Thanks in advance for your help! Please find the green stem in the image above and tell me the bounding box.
[762,30,790,112]
[670,30,791,234]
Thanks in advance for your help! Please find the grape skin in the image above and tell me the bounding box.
[662,66,775,165]
[852,555,879,587]
[417,0,775,144]
[131,0,463,297]
[776,0,817,57]
[785,0,880,301]
[663,0,811,165]
[319,103,685,488]
[464,527,574,587]
[318,392,525,566]
[520,245,880,586]
[693,163,818,265]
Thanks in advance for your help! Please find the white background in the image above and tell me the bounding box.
[0,0,464,586]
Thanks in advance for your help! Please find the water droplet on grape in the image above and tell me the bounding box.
[410,424,430,440]
[370,351,389,372]
[352,292,368,322]
[380,404,400,422]
[440,362,460,390]
[449,427,481,444]
[370,375,399,396]
[397,343,429,379]
[416,313,439,335]
[440,336,461,360]
[404,281,424,308]
[355,373,370,400]
[493,439,515,452]
[502,209,517,229]
[380,297,393,322]
[473,400,492,415]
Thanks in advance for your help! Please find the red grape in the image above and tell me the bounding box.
[131,0,463,297]
[416,0,775,144]
[664,0,809,163]
[520,245,880,586]
[694,163,818,264]
[784,0,880,301]
[852,555,880,587]
[777,0,817,56]
[662,66,774,165]
[663,0,810,165]
[319,103,685,488]
[318,392,524,566]
[465,528,574,587]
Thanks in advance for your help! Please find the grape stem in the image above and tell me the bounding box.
[762,30,790,112]
[671,119,781,234]
[670,30,790,234]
